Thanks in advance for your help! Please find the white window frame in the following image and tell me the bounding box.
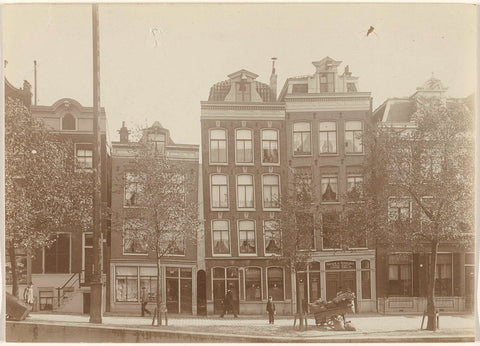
[321,175,339,203]
[345,120,363,154]
[237,219,257,256]
[210,174,229,211]
[122,220,148,256]
[262,174,281,211]
[74,142,93,172]
[236,174,255,211]
[292,122,312,156]
[211,220,231,257]
[209,128,228,165]
[235,128,254,165]
[261,128,280,166]
[263,220,282,256]
[319,121,338,155]
[42,232,72,274]
[123,171,144,208]
[388,197,413,221]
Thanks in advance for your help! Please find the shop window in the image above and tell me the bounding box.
[62,113,76,130]
[261,129,279,164]
[238,220,256,255]
[210,174,229,209]
[388,253,413,296]
[209,129,227,164]
[267,267,284,301]
[319,122,337,154]
[236,129,253,164]
[321,176,338,202]
[115,266,138,302]
[124,172,144,206]
[345,121,363,153]
[140,267,157,302]
[435,253,453,296]
[75,144,93,172]
[293,122,311,155]
[361,260,371,299]
[212,220,230,255]
[262,174,280,209]
[237,175,254,209]
[44,233,70,273]
[245,267,262,301]
[264,220,281,255]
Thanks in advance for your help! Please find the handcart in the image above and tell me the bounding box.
[310,301,354,328]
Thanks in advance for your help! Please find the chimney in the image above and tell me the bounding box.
[270,57,277,101]
[118,121,130,143]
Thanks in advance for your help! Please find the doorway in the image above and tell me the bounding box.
[197,270,207,315]
[325,261,357,301]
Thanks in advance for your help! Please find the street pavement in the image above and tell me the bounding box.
[21,312,476,341]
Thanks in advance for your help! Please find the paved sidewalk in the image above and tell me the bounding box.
[19,312,475,341]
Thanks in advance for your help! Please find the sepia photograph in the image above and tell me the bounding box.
[2,2,477,343]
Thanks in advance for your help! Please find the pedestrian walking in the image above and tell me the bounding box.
[140,287,151,317]
[220,289,238,318]
[23,283,34,306]
[266,296,276,324]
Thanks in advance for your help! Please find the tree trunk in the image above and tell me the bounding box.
[156,255,162,326]
[425,240,438,331]
[8,244,19,298]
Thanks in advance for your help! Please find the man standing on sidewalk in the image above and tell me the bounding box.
[266,296,276,324]
[140,287,151,317]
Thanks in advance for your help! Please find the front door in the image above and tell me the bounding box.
[180,279,192,313]
[213,280,225,314]
[166,278,179,313]
[226,279,239,314]
[83,233,93,285]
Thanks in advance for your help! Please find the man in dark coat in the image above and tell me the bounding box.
[220,289,238,318]
[140,287,151,317]
[266,296,276,324]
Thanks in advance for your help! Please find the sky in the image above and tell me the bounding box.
[3,3,477,146]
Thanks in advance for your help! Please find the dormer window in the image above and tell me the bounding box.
[147,133,165,154]
[319,73,334,92]
[62,113,76,130]
[347,83,357,92]
[235,80,251,102]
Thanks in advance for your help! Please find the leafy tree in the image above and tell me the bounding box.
[5,96,92,297]
[272,167,320,330]
[113,135,199,326]
[342,96,474,331]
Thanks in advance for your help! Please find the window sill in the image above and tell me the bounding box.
[122,252,149,256]
[293,153,312,157]
[263,207,281,212]
[321,201,340,205]
[209,162,228,166]
[212,254,232,257]
[261,162,281,167]
[237,208,256,212]
[211,208,230,212]
[318,153,339,156]
[238,253,258,257]
[345,152,364,156]
[123,205,143,209]
[235,162,255,166]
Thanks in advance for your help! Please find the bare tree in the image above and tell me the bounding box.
[5,96,92,297]
[114,136,199,326]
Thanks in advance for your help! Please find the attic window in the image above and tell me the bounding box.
[347,83,357,92]
[62,113,76,130]
[235,81,251,102]
[319,73,334,92]
[292,84,308,94]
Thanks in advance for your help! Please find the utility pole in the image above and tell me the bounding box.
[89,3,103,324]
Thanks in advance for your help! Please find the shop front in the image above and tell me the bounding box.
[109,263,197,314]
[293,250,377,313]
